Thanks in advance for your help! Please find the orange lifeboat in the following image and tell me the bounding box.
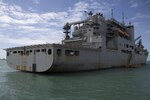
[115,28,129,37]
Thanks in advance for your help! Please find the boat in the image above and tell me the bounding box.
[5,11,149,72]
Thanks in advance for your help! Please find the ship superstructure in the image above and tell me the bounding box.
[5,11,149,72]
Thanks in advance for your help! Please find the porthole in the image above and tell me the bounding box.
[48,49,52,55]
[20,51,23,55]
[26,51,29,55]
[36,50,40,52]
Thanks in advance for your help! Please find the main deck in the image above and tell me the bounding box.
[6,44,148,72]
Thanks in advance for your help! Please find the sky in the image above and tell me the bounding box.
[0,0,150,60]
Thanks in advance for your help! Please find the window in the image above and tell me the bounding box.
[126,44,128,48]
[65,50,74,56]
[121,50,131,54]
[30,50,32,52]
[130,46,134,49]
[93,32,96,35]
[42,49,46,52]
[20,51,23,55]
[57,49,61,56]
[13,51,17,54]
[48,49,52,55]
[6,51,12,56]
[7,52,9,56]
[13,51,16,54]
[26,51,29,55]
[36,49,40,52]
[132,46,134,49]
[75,51,79,56]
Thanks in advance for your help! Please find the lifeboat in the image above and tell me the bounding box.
[115,28,129,37]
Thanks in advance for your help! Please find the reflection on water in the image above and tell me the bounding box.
[0,60,150,100]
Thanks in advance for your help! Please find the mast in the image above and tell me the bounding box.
[111,9,114,18]
[122,12,125,25]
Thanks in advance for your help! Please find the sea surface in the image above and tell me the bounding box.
[0,60,150,100]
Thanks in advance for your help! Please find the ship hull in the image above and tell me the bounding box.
[6,44,148,72]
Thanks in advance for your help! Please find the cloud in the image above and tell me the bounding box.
[0,49,6,59]
[131,3,138,8]
[33,0,40,5]
[0,0,116,49]
[129,0,139,8]
[0,31,62,46]
[131,13,150,20]
[146,0,150,3]
[145,30,150,35]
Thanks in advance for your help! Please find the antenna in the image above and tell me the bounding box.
[129,21,132,25]
[84,11,88,18]
[122,12,125,25]
[111,9,114,18]
[88,11,93,16]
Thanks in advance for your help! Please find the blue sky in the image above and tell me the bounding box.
[0,0,150,60]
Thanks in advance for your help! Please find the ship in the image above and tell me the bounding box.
[5,11,149,72]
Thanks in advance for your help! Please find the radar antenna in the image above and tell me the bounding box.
[63,23,70,40]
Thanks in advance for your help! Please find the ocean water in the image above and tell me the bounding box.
[0,60,150,100]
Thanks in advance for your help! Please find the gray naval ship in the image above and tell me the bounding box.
[5,11,149,72]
